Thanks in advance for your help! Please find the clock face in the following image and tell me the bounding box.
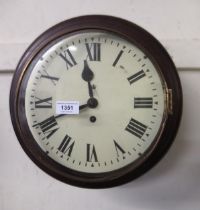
[10,15,182,188]
[24,31,166,173]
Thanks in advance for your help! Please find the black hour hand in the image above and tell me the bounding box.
[82,60,94,82]
[88,81,94,98]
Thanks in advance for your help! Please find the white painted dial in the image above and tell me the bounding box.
[25,31,166,173]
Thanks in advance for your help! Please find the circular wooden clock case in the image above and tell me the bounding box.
[10,15,182,188]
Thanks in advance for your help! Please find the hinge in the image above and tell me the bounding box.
[166,89,173,115]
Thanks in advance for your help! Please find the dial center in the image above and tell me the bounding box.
[87,98,98,108]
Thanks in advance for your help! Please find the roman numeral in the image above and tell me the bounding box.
[86,144,98,162]
[85,43,101,61]
[127,70,146,84]
[112,50,124,67]
[125,118,147,138]
[134,97,153,108]
[41,70,59,85]
[113,140,125,156]
[59,49,77,69]
[58,134,75,157]
[35,97,52,108]
[33,116,59,139]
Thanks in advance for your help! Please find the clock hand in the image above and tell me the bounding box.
[82,60,94,81]
[88,81,94,98]
[81,60,95,98]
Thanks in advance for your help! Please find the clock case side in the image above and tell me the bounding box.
[9,15,183,188]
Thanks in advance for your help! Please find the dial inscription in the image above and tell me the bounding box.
[127,70,146,84]
[58,134,75,157]
[113,140,126,157]
[35,97,53,109]
[59,49,77,69]
[112,50,124,67]
[85,43,101,61]
[134,97,153,108]
[125,118,147,139]
[86,144,98,162]
[41,70,60,85]
[33,116,59,139]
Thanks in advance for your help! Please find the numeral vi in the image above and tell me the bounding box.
[86,144,98,162]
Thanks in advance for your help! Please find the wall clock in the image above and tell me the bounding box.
[10,15,182,188]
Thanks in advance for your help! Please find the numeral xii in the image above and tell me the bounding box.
[86,43,101,61]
